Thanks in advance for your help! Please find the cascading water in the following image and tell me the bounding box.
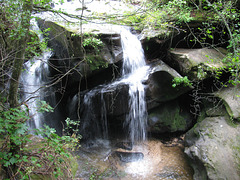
[20,20,53,130]
[120,28,149,142]
[21,52,51,129]
[79,28,149,143]
[80,86,109,139]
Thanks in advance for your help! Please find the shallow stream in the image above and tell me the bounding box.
[74,138,193,180]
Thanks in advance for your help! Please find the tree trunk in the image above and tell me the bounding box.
[7,0,33,177]
[9,0,33,108]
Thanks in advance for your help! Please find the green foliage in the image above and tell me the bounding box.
[0,0,52,67]
[172,76,192,88]
[25,27,51,58]
[82,33,104,52]
[118,0,194,31]
[0,101,79,179]
[200,1,240,86]
[64,117,82,138]
[85,54,109,71]
[74,33,109,71]
[162,0,194,23]
[0,106,30,167]
[37,100,54,113]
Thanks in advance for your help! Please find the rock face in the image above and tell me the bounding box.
[148,99,193,133]
[183,83,240,179]
[185,116,240,180]
[216,85,240,120]
[147,60,192,102]
[167,48,228,80]
[37,19,123,92]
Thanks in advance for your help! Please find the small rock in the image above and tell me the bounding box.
[115,151,144,163]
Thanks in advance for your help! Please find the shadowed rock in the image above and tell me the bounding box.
[115,142,133,150]
[115,151,144,163]
[146,60,192,103]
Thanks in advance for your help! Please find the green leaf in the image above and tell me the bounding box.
[36,163,42,167]
[9,157,18,165]
[22,156,28,162]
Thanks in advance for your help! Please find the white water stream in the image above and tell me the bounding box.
[80,27,149,143]
[120,28,149,142]
[20,20,52,130]
[21,52,51,129]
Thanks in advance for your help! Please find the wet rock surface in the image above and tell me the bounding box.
[115,151,144,163]
[148,99,194,133]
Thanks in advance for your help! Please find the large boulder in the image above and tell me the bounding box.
[148,99,194,133]
[146,60,192,103]
[66,83,130,140]
[215,85,240,120]
[185,116,240,180]
[37,19,123,90]
[167,48,228,80]
[140,29,175,42]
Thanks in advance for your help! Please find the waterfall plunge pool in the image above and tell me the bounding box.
[74,138,193,180]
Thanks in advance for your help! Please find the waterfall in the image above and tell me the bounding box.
[21,53,51,129]
[121,28,146,75]
[78,28,149,143]
[80,87,108,139]
[120,28,149,142]
[20,20,52,130]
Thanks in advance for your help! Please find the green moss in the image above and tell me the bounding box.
[149,104,187,132]
[85,54,108,71]
[206,128,214,139]
[225,115,238,128]
[69,152,78,177]
[170,108,187,131]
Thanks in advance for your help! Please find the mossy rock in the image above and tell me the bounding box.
[185,116,240,179]
[37,19,83,60]
[37,19,116,83]
[168,47,228,80]
[147,60,192,103]
[148,100,192,133]
[216,85,240,120]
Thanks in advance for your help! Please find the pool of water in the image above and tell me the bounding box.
[74,138,193,180]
